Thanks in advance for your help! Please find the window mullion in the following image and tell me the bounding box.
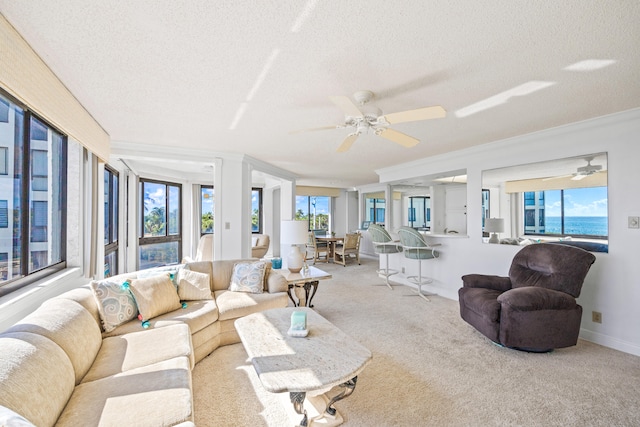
[20,111,31,277]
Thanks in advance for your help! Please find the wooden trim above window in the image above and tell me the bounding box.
[0,15,110,161]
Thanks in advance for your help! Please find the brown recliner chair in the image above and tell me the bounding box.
[458,243,596,352]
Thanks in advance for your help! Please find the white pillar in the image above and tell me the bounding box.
[214,157,253,259]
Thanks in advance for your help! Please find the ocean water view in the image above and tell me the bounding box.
[544,216,607,236]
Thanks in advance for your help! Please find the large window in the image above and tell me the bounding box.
[0,92,67,293]
[252,188,262,233]
[104,167,118,277]
[199,186,263,234]
[139,179,181,270]
[523,187,608,238]
[200,186,214,234]
[296,196,330,231]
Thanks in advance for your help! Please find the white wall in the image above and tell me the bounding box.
[377,108,640,356]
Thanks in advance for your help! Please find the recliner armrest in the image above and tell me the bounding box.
[497,287,577,311]
[461,274,512,292]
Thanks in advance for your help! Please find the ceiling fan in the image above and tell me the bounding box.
[294,90,446,152]
[544,157,604,181]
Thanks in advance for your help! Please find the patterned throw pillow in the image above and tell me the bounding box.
[177,269,212,300]
[90,279,138,333]
[228,261,267,294]
[127,273,182,321]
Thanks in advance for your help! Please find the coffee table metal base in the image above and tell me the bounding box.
[287,280,319,307]
[289,376,357,426]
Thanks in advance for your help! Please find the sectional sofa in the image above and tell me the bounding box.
[0,259,289,426]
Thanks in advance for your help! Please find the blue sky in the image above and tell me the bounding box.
[544,187,608,217]
[296,196,329,214]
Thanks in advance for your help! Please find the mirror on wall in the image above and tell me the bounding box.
[481,153,608,252]
[363,192,386,226]
[388,169,467,236]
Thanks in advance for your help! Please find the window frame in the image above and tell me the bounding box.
[138,178,182,269]
[251,188,263,234]
[295,195,331,231]
[0,89,67,296]
[199,185,214,235]
[104,166,118,277]
[198,186,263,235]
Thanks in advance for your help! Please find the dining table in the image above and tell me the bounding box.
[315,235,344,260]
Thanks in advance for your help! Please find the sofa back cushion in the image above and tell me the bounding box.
[509,243,596,298]
[0,332,75,427]
[56,286,102,327]
[7,298,102,385]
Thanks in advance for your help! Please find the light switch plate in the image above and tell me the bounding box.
[629,216,640,229]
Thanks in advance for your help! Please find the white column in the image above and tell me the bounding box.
[214,157,252,259]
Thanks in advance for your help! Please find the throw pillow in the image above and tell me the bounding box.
[90,279,138,333]
[127,273,182,321]
[228,261,267,294]
[136,264,185,287]
[176,269,212,300]
[262,262,272,291]
[251,236,259,247]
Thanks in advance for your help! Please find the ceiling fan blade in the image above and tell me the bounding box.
[336,133,359,152]
[383,105,446,124]
[378,128,420,148]
[289,125,341,135]
[329,96,363,118]
[571,174,588,181]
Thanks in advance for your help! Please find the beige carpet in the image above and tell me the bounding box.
[193,256,640,426]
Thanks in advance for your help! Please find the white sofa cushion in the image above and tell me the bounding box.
[56,357,193,427]
[82,323,194,383]
[102,299,219,338]
[214,290,290,321]
[0,332,75,427]
[7,298,102,385]
[177,269,212,301]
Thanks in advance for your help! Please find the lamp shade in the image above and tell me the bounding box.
[484,218,504,233]
[281,220,308,245]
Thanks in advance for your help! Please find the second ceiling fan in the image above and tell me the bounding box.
[298,90,446,152]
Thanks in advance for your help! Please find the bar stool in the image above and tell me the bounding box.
[397,226,440,301]
[367,224,402,290]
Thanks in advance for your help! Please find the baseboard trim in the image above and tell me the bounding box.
[579,329,640,357]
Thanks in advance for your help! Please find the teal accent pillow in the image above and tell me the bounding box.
[228,261,267,294]
[90,279,138,333]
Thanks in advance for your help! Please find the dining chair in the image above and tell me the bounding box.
[334,233,361,266]
[306,232,329,264]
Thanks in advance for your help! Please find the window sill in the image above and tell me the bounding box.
[0,267,84,332]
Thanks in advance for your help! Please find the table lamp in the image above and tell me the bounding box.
[485,218,504,244]
[281,220,308,273]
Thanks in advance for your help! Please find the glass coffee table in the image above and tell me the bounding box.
[235,307,372,427]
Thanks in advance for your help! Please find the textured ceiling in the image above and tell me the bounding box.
[1,1,639,187]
